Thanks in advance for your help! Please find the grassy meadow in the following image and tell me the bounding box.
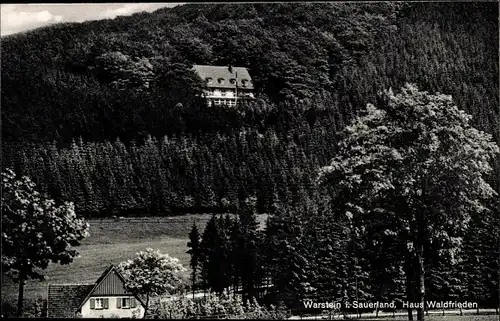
[1,214,268,309]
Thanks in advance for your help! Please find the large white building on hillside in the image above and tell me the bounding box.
[192,65,255,107]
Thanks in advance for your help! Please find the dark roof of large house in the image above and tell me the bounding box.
[47,284,94,318]
[192,65,254,89]
[47,265,144,318]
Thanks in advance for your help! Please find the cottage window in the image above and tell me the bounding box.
[122,298,130,308]
[241,79,248,86]
[205,77,213,84]
[91,298,108,310]
[217,78,225,84]
[229,78,236,84]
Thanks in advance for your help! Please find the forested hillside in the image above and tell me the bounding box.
[1,2,498,217]
[2,3,499,316]
[2,2,404,143]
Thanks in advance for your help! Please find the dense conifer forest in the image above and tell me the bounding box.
[2,3,498,217]
[1,2,499,316]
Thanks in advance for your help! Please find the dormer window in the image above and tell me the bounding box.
[229,78,236,85]
[218,78,225,84]
[241,79,249,87]
[206,77,213,84]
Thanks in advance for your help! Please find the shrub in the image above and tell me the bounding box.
[147,292,288,319]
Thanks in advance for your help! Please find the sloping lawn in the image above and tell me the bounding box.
[1,214,267,312]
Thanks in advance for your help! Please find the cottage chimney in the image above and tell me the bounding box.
[228,65,233,73]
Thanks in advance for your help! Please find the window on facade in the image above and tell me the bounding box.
[217,78,225,84]
[221,91,226,96]
[230,78,236,84]
[90,298,109,310]
[241,79,248,86]
[122,298,130,308]
[91,299,104,309]
[206,77,213,84]
[207,90,214,96]
[214,100,221,106]
[117,297,137,309]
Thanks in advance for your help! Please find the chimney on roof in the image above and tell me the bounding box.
[228,65,233,73]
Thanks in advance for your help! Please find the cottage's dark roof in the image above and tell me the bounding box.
[47,284,94,318]
[78,265,145,310]
[48,265,146,318]
[192,65,254,89]
[94,265,115,288]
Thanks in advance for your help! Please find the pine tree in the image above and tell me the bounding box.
[187,221,201,298]
[238,197,261,301]
[199,214,218,294]
[264,203,310,309]
[199,214,231,294]
[229,215,242,297]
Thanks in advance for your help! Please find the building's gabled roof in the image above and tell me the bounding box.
[77,265,145,310]
[47,284,94,318]
[47,265,145,318]
[192,65,254,89]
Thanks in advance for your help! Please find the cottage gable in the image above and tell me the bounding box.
[78,265,143,309]
[92,268,130,296]
[47,265,145,318]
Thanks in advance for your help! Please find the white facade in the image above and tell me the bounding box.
[80,296,145,318]
[204,88,255,107]
[193,65,255,107]
[205,88,255,99]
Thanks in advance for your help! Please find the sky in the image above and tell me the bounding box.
[1,3,183,36]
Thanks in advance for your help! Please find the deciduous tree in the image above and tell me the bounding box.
[118,248,186,318]
[1,168,90,317]
[318,84,499,321]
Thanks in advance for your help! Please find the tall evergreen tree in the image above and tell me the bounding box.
[238,197,261,301]
[264,203,310,309]
[187,221,201,298]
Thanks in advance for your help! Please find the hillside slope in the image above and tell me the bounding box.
[1,2,498,217]
[1,3,404,142]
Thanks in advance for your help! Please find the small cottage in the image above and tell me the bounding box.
[47,265,145,318]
